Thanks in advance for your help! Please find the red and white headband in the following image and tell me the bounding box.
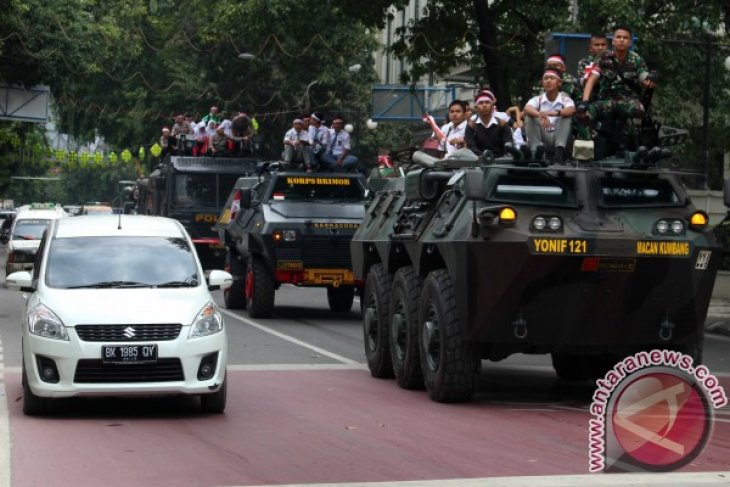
[546,55,565,66]
[475,90,495,104]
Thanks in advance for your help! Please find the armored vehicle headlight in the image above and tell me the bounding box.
[499,207,517,223]
[689,211,709,230]
[548,217,562,231]
[533,217,546,230]
[656,220,669,234]
[272,229,297,242]
[670,220,684,234]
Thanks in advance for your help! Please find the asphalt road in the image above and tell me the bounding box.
[1,246,730,486]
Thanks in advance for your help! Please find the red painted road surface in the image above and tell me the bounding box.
[5,370,730,486]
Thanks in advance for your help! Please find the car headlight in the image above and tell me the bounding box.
[28,304,69,341]
[189,302,223,338]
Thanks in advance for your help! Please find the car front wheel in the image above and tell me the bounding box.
[200,374,227,414]
[22,361,49,416]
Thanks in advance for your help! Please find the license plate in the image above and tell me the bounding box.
[101,344,157,364]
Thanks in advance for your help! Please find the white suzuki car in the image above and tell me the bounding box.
[5,215,232,415]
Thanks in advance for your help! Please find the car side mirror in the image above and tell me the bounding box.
[207,269,233,291]
[6,271,34,292]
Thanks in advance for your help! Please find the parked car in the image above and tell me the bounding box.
[0,210,16,244]
[5,215,233,415]
[5,204,67,275]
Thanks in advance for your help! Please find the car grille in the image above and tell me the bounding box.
[75,324,182,342]
[73,358,184,383]
[273,236,352,268]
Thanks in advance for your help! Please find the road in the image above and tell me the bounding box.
[1,247,730,486]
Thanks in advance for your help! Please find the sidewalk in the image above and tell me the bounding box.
[706,298,730,337]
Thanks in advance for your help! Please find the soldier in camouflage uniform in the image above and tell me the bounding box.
[576,33,609,100]
[579,26,656,125]
[577,26,656,149]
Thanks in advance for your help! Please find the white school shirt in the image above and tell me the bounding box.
[284,128,311,144]
[327,129,351,157]
[526,91,574,129]
[436,120,467,155]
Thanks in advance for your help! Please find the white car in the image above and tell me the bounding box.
[5,204,67,275]
[5,215,232,415]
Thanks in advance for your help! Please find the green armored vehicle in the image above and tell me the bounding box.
[217,170,367,318]
[351,149,724,403]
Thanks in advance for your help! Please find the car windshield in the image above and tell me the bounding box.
[599,176,682,208]
[45,236,200,288]
[269,176,365,202]
[12,219,50,240]
[172,173,239,209]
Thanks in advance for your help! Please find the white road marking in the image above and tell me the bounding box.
[233,471,730,487]
[228,363,366,371]
[0,339,11,487]
[220,309,362,365]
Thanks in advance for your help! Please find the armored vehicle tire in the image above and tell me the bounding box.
[551,353,590,381]
[389,266,424,390]
[419,269,480,403]
[327,285,355,313]
[200,374,227,414]
[588,354,622,381]
[245,256,275,319]
[363,264,395,378]
[223,250,247,309]
[22,362,48,415]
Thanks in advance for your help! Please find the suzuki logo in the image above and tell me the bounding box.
[123,326,136,338]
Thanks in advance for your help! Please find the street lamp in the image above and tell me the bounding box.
[237,53,255,60]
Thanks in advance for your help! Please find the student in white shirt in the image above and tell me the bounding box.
[413,100,476,166]
[282,118,315,171]
[523,68,576,162]
[321,116,358,170]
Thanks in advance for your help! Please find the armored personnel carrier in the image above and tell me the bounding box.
[217,169,367,318]
[351,148,724,403]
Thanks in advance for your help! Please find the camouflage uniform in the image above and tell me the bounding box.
[587,49,649,122]
[561,72,581,103]
[575,55,595,100]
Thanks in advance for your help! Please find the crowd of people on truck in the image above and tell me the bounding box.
[155,106,359,173]
[158,107,259,158]
[282,113,358,172]
[420,25,656,164]
[154,26,653,170]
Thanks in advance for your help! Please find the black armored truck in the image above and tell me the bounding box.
[351,149,725,403]
[217,170,367,318]
[136,155,258,270]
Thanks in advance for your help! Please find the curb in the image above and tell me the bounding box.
[705,318,730,338]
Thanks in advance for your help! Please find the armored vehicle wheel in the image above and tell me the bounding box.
[327,285,355,312]
[419,269,479,403]
[245,256,275,318]
[223,250,247,309]
[389,266,424,389]
[551,353,590,381]
[588,354,622,381]
[363,264,394,378]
